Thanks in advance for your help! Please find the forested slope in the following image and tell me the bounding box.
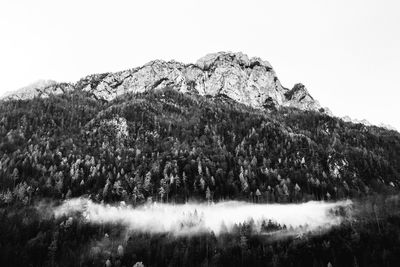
[1,88,399,205]
[1,88,400,266]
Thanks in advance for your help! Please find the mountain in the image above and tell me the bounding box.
[1,51,399,203]
[1,86,399,204]
[342,115,371,125]
[1,79,75,101]
[1,79,58,100]
[1,53,400,267]
[1,52,322,112]
[0,52,399,204]
[341,116,398,132]
[378,122,398,131]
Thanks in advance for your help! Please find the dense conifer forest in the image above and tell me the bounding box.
[1,88,400,266]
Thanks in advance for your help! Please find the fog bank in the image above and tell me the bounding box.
[53,199,352,235]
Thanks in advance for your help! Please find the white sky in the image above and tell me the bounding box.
[0,0,399,130]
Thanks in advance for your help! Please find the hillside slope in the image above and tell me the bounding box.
[0,88,399,204]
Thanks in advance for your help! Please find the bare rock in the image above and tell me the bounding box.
[3,52,322,112]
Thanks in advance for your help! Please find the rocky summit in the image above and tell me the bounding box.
[2,52,321,111]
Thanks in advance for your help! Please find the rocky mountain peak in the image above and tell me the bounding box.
[195,51,273,71]
[1,79,75,101]
[1,79,57,100]
[284,83,321,111]
[1,52,322,112]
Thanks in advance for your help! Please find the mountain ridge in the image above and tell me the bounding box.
[1,79,58,99]
[1,52,322,112]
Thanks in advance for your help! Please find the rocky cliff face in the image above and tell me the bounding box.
[2,80,74,100]
[2,80,56,100]
[1,52,321,111]
[284,83,321,111]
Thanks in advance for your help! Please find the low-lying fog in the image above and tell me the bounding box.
[53,199,353,236]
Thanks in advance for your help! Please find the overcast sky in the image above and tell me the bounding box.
[0,0,399,130]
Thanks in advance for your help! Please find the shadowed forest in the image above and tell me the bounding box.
[1,88,400,266]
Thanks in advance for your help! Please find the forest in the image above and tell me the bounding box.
[0,88,400,266]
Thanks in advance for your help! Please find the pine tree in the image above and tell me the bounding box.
[239,171,248,192]
[11,168,19,188]
[143,171,152,193]
[255,189,261,202]
[200,177,206,191]
[198,160,203,175]
[206,186,211,203]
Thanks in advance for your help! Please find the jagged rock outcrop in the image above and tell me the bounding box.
[2,80,56,100]
[341,115,397,131]
[1,52,321,111]
[284,83,321,111]
[378,123,397,131]
[1,80,74,100]
[342,116,372,126]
